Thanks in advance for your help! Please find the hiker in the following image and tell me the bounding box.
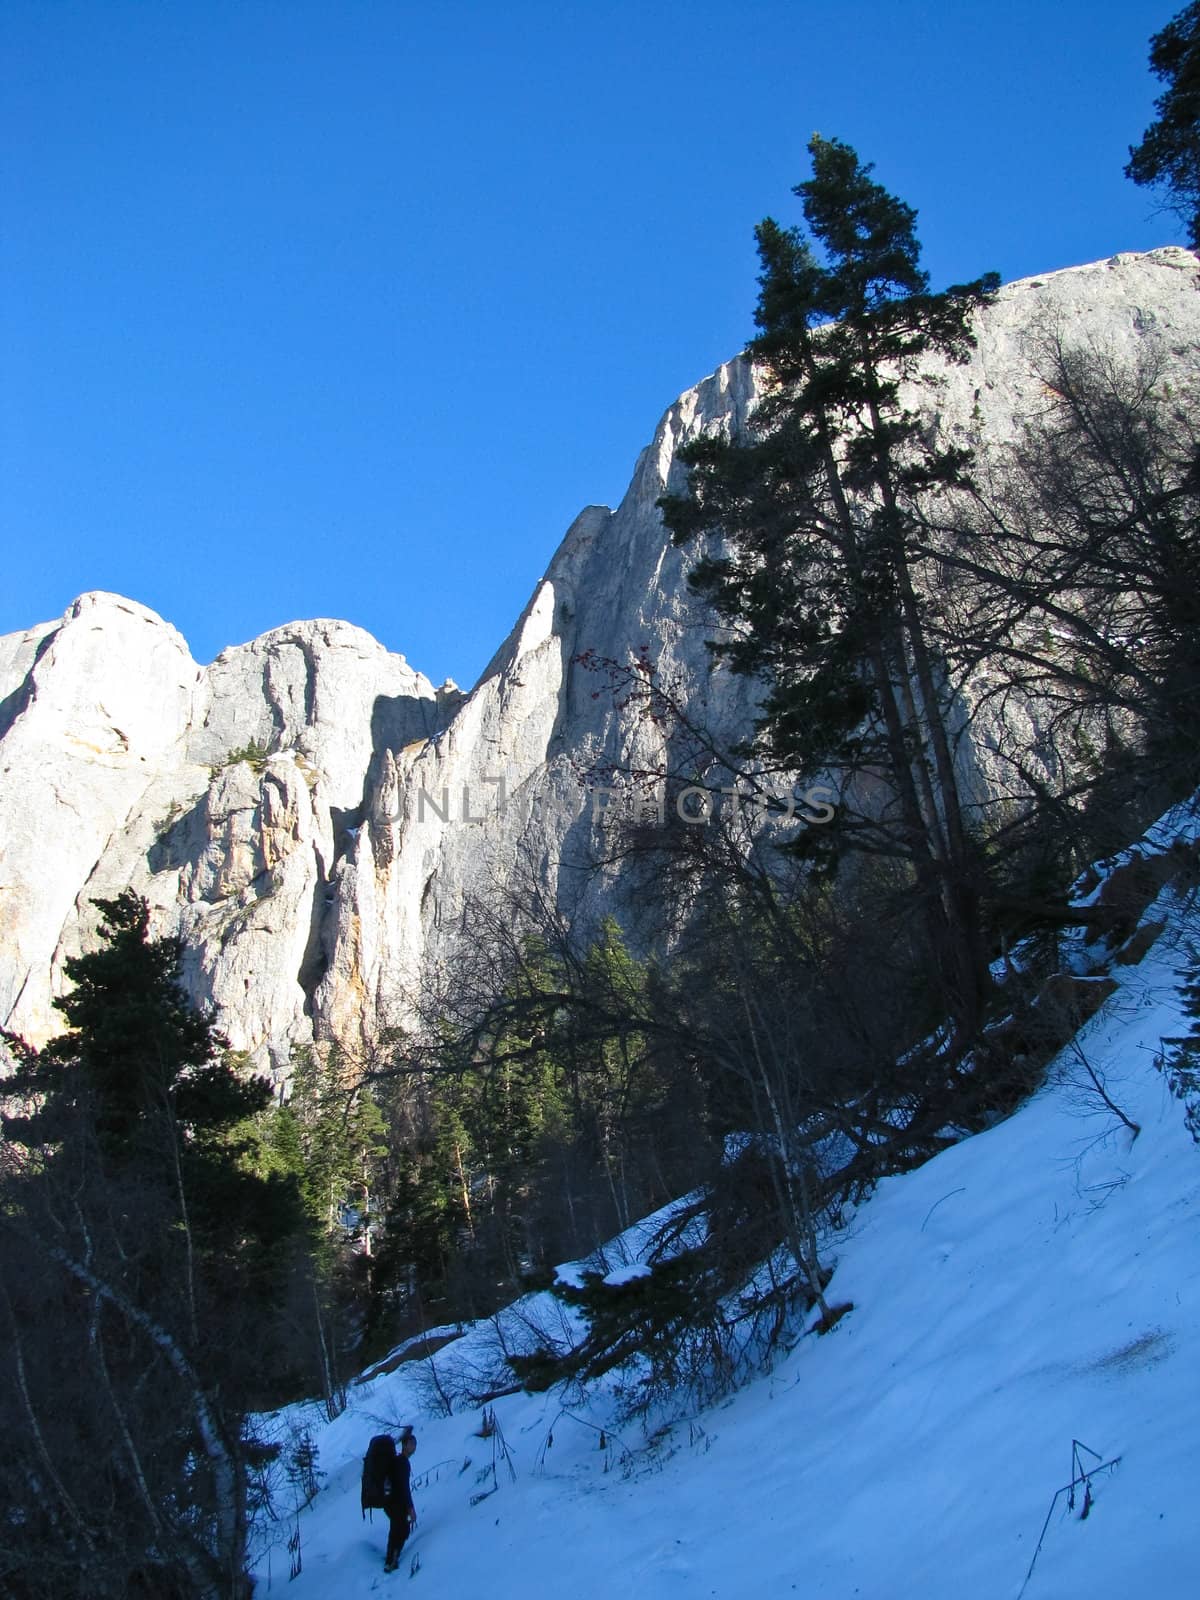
[383,1430,418,1573]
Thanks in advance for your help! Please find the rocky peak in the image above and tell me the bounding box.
[2,250,1197,1072]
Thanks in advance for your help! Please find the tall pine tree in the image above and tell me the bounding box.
[659,135,998,1050]
[1126,3,1200,246]
[0,893,308,1597]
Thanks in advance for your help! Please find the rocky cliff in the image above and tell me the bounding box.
[2,249,1197,1072]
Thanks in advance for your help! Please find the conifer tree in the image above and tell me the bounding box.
[659,135,998,1048]
[0,893,308,1596]
[2,892,304,1288]
[282,1043,389,1243]
[1127,3,1200,246]
[4,892,268,1163]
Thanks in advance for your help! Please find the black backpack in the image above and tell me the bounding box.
[361,1434,397,1518]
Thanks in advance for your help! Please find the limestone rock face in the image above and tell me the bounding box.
[0,594,200,1041]
[1,602,439,1066]
[1,249,1197,1071]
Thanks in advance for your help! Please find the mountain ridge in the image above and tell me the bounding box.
[1,248,1197,1068]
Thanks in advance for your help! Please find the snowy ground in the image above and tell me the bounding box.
[253,883,1200,1599]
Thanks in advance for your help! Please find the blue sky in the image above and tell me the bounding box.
[0,1,1182,687]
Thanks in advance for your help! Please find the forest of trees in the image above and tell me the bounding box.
[0,896,307,1598]
[2,8,1199,1598]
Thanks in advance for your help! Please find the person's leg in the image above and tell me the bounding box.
[384,1507,407,1569]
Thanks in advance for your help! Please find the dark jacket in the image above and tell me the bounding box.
[385,1455,414,1519]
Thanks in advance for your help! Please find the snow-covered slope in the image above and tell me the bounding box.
[253,826,1200,1598]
